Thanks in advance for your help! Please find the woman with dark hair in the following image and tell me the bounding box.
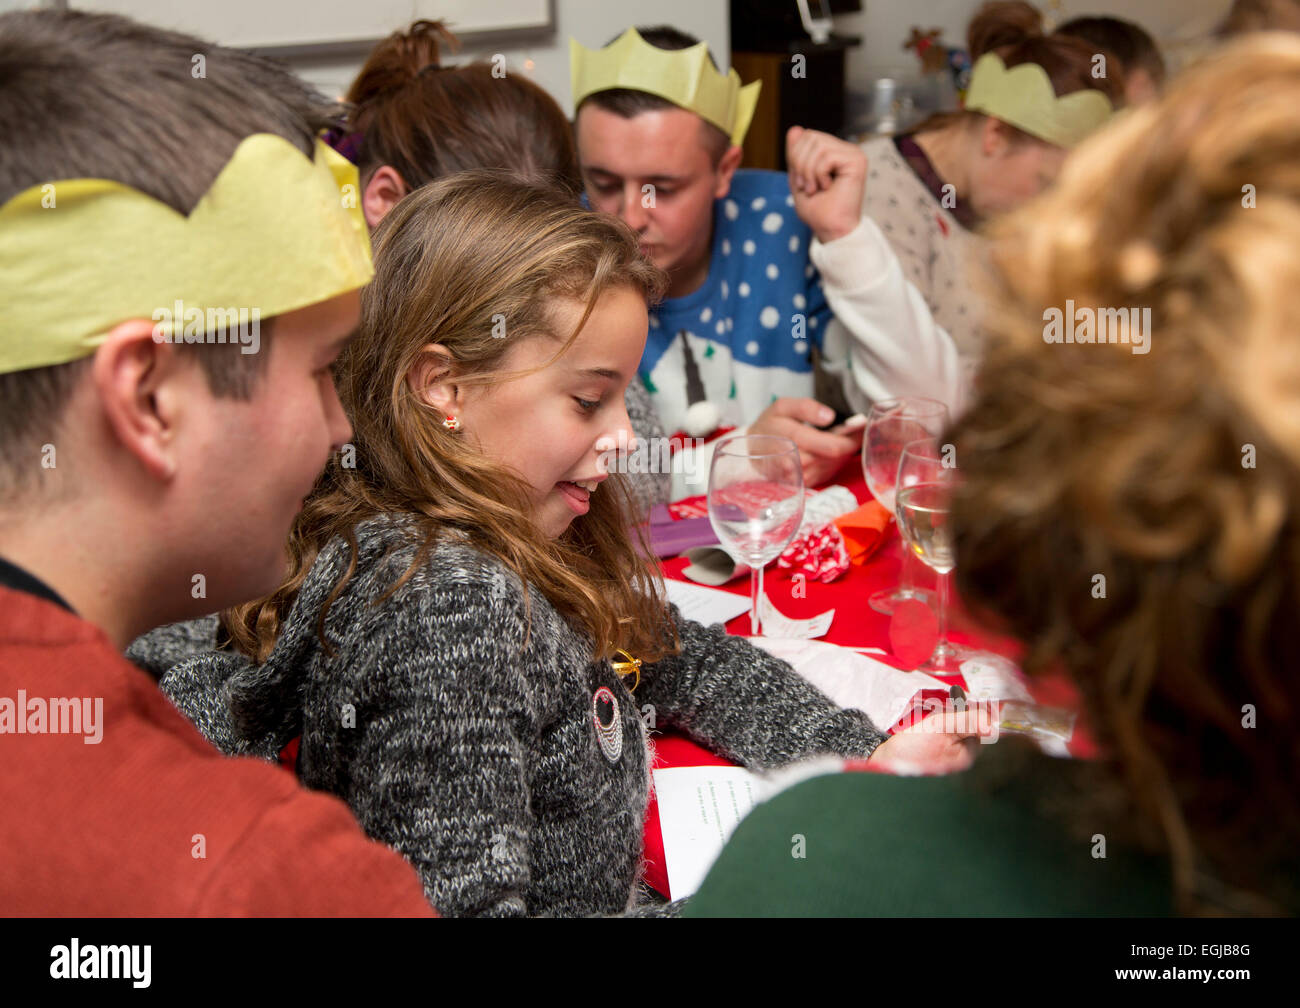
[791,3,1119,417]
[1057,14,1166,104]
[844,1,1121,377]
[337,20,583,227]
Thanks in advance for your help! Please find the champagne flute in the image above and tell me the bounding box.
[708,435,805,636]
[894,437,962,673]
[862,397,950,614]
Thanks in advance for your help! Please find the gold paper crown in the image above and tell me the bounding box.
[963,52,1113,148]
[0,134,372,374]
[571,28,761,147]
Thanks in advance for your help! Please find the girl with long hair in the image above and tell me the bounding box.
[156,173,970,916]
[328,19,669,514]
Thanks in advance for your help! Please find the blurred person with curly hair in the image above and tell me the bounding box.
[688,31,1300,917]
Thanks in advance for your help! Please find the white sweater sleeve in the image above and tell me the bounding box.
[812,216,970,419]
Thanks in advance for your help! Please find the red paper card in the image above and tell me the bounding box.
[889,597,940,668]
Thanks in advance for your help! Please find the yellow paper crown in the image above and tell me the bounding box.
[0,134,372,374]
[963,52,1113,148]
[571,28,761,147]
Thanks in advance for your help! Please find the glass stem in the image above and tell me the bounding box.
[936,570,950,650]
[751,562,764,636]
[899,541,917,598]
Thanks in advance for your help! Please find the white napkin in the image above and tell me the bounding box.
[750,636,946,731]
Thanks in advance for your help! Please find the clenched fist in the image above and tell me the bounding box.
[786,125,868,244]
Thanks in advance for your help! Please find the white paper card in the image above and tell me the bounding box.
[758,592,834,639]
[665,579,751,627]
[652,765,768,900]
[751,636,946,731]
[960,655,1034,702]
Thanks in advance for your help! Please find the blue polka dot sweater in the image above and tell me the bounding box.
[641,170,831,437]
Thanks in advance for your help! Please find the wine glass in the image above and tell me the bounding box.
[708,435,805,636]
[894,437,962,673]
[862,397,950,614]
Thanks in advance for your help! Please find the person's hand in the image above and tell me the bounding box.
[865,704,997,776]
[748,397,861,488]
[866,731,975,776]
[786,125,867,244]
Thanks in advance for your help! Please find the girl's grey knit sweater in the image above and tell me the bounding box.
[131,513,886,917]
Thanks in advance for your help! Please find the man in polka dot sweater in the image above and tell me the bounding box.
[575,26,861,498]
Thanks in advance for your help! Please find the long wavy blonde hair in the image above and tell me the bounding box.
[223,172,679,666]
[952,34,1300,913]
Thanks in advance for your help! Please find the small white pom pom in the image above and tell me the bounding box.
[684,401,723,437]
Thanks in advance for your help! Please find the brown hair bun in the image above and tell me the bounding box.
[967,0,1044,60]
[345,20,459,120]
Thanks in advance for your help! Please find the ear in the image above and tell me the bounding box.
[980,117,1013,159]
[90,318,195,482]
[362,164,409,229]
[404,343,463,416]
[713,143,744,200]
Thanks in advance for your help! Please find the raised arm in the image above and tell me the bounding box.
[787,126,969,417]
[814,220,968,417]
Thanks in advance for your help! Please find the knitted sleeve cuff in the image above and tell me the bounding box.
[639,607,887,768]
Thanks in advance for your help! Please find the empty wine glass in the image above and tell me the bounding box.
[862,397,950,614]
[895,437,963,673]
[708,435,805,636]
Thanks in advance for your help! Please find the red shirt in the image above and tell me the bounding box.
[0,583,434,917]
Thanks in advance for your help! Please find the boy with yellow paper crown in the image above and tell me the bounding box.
[0,9,431,915]
[571,26,862,496]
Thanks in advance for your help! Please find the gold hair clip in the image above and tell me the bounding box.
[610,648,642,692]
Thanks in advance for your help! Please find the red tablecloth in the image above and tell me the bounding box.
[641,455,1087,899]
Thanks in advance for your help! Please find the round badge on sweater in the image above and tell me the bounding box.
[591,686,622,763]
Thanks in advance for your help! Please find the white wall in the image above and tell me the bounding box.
[52,1,726,109]
[282,0,729,109]
[832,0,1234,105]
[42,1,1238,119]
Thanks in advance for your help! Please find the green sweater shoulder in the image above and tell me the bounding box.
[685,741,1173,917]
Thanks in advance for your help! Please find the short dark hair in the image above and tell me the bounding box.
[1057,15,1166,86]
[577,25,731,165]
[0,9,341,492]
